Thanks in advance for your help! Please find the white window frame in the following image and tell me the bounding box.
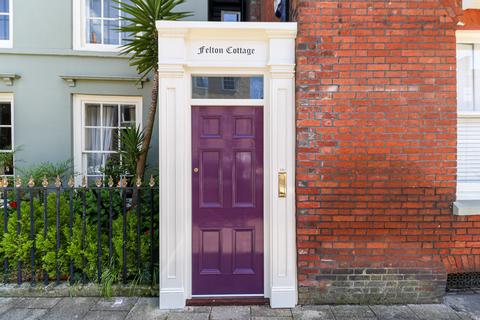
[0,93,14,177]
[73,94,143,185]
[456,31,480,203]
[0,0,13,49]
[463,0,480,9]
[73,0,128,52]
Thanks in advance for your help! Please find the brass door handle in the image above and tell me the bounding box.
[278,171,287,198]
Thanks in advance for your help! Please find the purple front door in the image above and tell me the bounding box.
[192,106,264,295]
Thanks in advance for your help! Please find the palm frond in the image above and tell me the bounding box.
[114,0,192,79]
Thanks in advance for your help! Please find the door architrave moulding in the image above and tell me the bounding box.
[156,21,297,309]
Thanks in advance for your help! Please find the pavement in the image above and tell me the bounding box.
[0,292,478,319]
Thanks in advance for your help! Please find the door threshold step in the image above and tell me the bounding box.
[186,297,269,306]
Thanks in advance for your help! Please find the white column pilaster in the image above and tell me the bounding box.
[267,30,297,309]
[158,28,188,310]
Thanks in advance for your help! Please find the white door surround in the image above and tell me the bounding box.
[156,21,297,309]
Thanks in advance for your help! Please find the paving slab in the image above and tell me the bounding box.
[445,293,480,320]
[0,307,48,320]
[91,297,138,311]
[167,312,210,320]
[211,306,251,320]
[171,306,212,313]
[252,317,293,320]
[407,304,462,320]
[292,305,335,320]
[83,310,129,320]
[331,305,377,320]
[251,305,292,317]
[14,297,61,309]
[42,297,99,320]
[0,297,17,315]
[370,305,419,320]
[125,297,168,320]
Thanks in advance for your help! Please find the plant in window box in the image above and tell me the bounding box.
[102,125,145,187]
[116,0,191,179]
[0,145,21,176]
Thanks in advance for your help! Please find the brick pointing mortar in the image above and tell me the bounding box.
[295,0,472,304]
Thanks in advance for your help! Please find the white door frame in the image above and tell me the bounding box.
[156,21,297,309]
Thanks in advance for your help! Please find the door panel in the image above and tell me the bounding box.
[200,150,223,207]
[233,150,255,207]
[192,106,264,295]
[199,229,222,275]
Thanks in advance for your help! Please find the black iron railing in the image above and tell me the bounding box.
[0,176,158,286]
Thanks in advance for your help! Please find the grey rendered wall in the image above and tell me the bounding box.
[0,0,207,175]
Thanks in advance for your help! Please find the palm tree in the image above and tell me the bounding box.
[117,0,191,179]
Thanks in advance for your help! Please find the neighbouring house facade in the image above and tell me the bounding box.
[294,0,480,306]
[2,0,480,310]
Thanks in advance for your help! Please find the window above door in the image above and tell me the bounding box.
[192,76,264,100]
[73,0,133,51]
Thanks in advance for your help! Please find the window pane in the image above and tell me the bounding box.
[103,104,119,127]
[87,0,101,18]
[121,105,136,126]
[0,127,11,150]
[195,77,208,88]
[85,128,101,151]
[0,0,8,13]
[86,153,103,175]
[85,104,101,126]
[221,11,241,22]
[121,19,133,45]
[0,152,13,176]
[250,77,264,100]
[104,0,119,18]
[103,128,119,151]
[87,19,102,44]
[457,44,475,112]
[104,19,119,45]
[192,76,264,99]
[120,0,134,44]
[0,15,9,41]
[0,103,11,126]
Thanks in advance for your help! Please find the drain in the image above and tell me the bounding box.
[447,273,480,291]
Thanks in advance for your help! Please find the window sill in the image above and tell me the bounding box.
[453,200,480,216]
[73,44,123,53]
[0,40,12,49]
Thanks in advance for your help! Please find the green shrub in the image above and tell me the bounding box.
[112,210,150,278]
[0,189,156,286]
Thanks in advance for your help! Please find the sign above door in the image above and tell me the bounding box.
[188,40,267,66]
[157,21,296,69]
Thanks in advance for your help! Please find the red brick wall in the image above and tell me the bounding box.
[295,0,479,303]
